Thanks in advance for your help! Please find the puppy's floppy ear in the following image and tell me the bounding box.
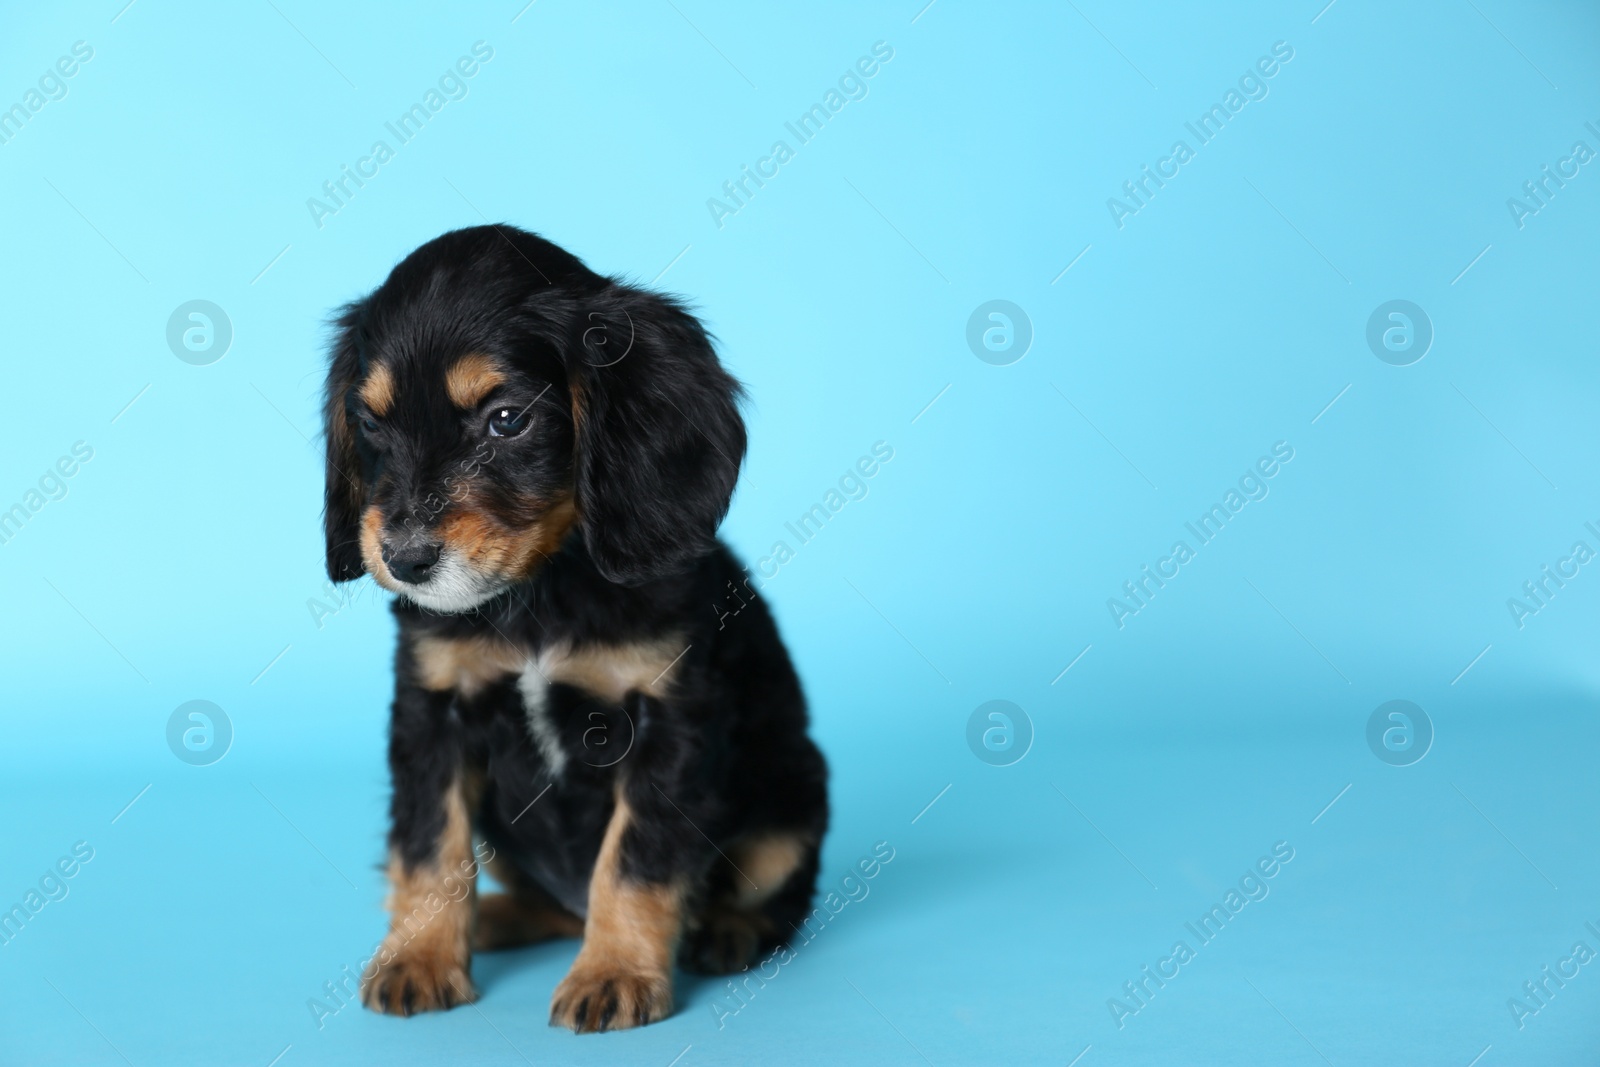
[566,282,746,585]
[322,300,369,582]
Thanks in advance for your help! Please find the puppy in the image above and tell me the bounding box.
[321,225,828,1031]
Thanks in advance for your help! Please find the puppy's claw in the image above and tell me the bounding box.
[597,986,620,1031]
[361,951,476,1017]
[550,968,671,1033]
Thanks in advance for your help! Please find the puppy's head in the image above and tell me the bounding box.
[322,225,745,611]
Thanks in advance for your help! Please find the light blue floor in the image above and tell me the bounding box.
[6,686,1599,1065]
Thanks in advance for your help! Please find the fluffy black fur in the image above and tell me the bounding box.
[322,225,827,1020]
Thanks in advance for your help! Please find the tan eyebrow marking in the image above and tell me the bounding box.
[446,354,506,409]
[358,362,395,416]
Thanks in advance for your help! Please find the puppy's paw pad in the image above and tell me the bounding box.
[549,967,672,1033]
[360,952,475,1016]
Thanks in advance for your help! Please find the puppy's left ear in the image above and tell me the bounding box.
[567,282,746,585]
[322,299,369,582]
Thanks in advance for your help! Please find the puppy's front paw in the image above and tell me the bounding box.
[361,945,476,1016]
[549,964,672,1032]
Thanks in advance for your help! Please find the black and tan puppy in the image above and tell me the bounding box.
[320,225,827,1031]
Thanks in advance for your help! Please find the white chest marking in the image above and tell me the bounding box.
[516,662,566,778]
[514,638,688,779]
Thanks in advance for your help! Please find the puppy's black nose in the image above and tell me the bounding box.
[382,541,442,584]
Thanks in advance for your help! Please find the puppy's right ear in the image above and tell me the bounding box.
[322,300,369,582]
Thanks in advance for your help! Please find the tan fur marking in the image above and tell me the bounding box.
[445,354,506,409]
[683,832,811,973]
[359,505,387,585]
[508,496,577,574]
[579,793,683,971]
[569,377,586,436]
[539,636,687,704]
[412,635,527,697]
[359,362,395,416]
[474,891,584,951]
[549,789,683,1032]
[568,380,589,526]
[728,832,810,909]
[361,776,480,1015]
[437,495,576,580]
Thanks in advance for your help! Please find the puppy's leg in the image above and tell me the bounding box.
[683,830,818,975]
[362,685,480,1015]
[549,784,687,1032]
[475,893,584,950]
[474,856,584,950]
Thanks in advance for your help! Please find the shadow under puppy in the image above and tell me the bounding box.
[321,225,827,1032]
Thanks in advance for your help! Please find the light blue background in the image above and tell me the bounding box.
[2,1,1598,1064]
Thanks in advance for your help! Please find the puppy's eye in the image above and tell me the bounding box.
[487,407,531,438]
[360,416,380,434]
